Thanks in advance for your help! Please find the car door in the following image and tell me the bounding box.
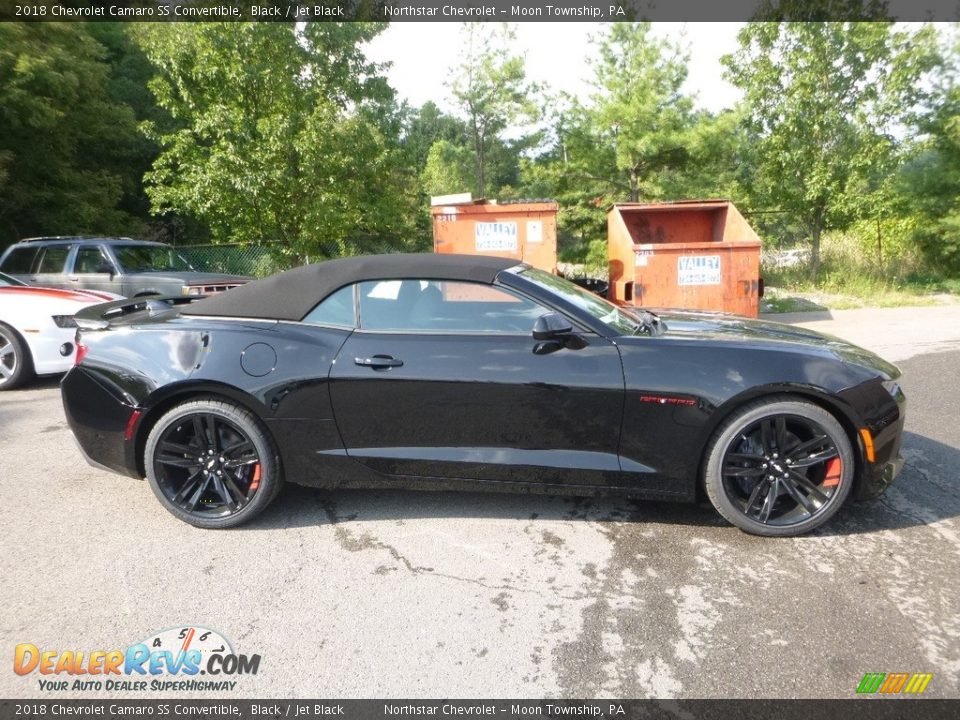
[69,245,118,294]
[0,246,40,284]
[327,278,626,487]
[32,245,72,289]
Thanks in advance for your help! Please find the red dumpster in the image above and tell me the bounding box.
[432,199,559,273]
[607,200,762,317]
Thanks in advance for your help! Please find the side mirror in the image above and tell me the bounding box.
[533,312,573,340]
[95,262,115,276]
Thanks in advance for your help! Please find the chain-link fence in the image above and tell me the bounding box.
[177,244,293,278]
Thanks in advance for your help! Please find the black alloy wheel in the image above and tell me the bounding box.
[704,398,854,536]
[144,399,282,528]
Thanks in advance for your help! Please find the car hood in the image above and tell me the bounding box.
[0,285,122,305]
[651,309,901,380]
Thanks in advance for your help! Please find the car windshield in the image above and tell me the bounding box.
[0,271,26,287]
[114,245,194,273]
[518,267,641,335]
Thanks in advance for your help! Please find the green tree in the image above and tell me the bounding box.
[400,101,469,175]
[449,23,538,198]
[586,22,694,203]
[724,22,941,280]
[517,102,615,249]
[86,23,168,230]
[396,102,471,246]
[421,139,474,197]
[137,22,417,263]
[0,23,142,245]
[900,82,960,272]
[516,23,707,258]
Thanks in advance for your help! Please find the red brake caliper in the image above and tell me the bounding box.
[822,458,842,487]
[250,463,262,492]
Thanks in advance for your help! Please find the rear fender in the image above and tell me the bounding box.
[133,380,271,478]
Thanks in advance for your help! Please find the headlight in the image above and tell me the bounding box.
[52,315,78,328]
[182,286,205,296]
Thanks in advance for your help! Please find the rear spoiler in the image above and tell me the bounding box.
[75,295,203,330]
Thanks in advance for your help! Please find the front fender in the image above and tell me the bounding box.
[616,338,878,498]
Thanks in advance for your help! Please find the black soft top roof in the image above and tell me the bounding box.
[182,253,521,321]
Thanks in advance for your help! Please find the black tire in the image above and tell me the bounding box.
[144,398,283,528]
[0,322,34,391]
[703,397,855,537]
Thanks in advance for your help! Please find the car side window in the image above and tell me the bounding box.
[0,247,39,274]
[358,279,547,333]
[75,246,112,274]
[302,285,356,328]
[36,246,71,273]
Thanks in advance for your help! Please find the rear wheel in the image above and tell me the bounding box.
[144,399,282,528]
[0,323,33,391]
[703,398,854,536]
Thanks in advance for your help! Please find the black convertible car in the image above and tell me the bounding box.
[61,253,905,536]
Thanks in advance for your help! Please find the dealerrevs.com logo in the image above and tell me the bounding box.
[856,672,933,695]
[13,625,260,692]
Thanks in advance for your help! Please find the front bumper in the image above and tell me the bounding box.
[858,451,906,500]
[851,382,906,501]
[25,326,77,376]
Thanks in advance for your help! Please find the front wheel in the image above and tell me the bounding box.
[0,322,33,391]
[144,398,282,528]
[703,398,855,537]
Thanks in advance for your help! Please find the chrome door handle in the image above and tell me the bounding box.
[354,355,403,369]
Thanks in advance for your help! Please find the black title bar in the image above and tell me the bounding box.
[1,700,959,720]
[1,0,959,22]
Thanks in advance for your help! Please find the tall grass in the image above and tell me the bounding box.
[762,230,960,299]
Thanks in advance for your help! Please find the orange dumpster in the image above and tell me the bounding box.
[432,199,559,273]
[607,200,762,317]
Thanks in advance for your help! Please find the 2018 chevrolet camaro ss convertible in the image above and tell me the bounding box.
[61,254,906,536]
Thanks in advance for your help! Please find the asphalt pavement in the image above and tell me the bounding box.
[1,306,957,699]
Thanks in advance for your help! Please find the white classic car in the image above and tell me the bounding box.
[0,271,120,390]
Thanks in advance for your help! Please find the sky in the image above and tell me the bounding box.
[364,22,746,116]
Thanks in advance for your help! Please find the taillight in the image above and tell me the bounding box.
[75,338,88,366]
